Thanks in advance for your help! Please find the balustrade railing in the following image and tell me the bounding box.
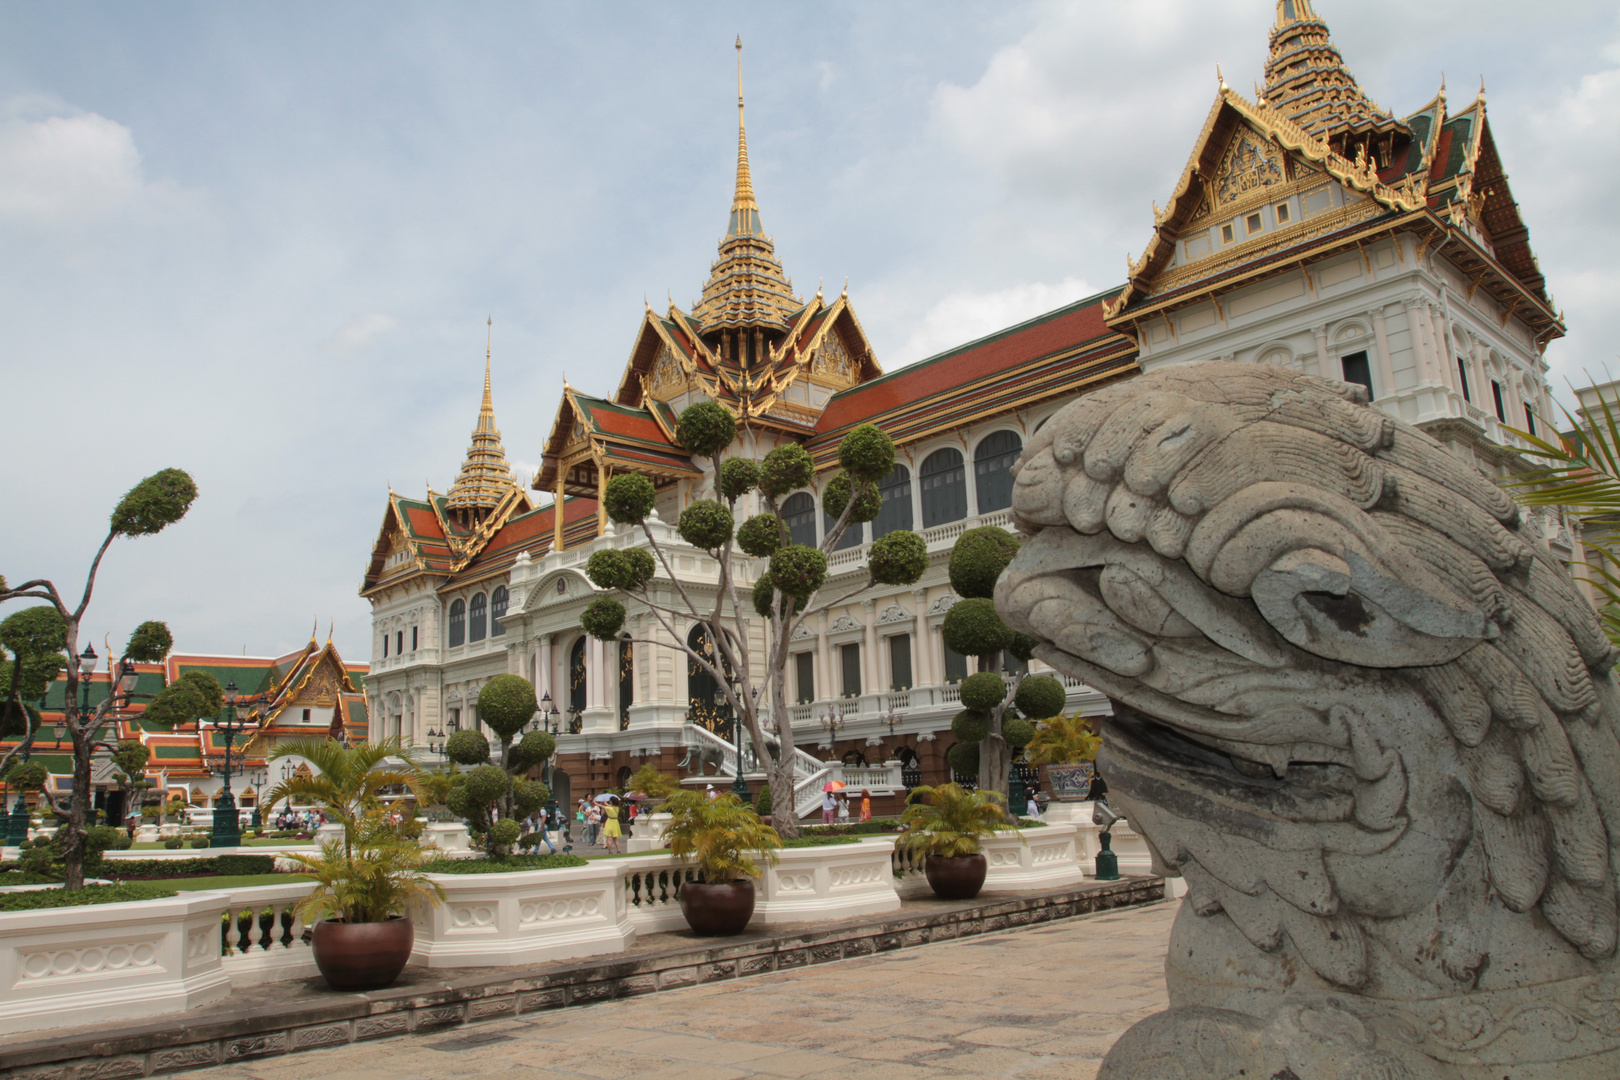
[214,881,319,986]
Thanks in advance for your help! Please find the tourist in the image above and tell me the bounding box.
[601,797,622,854]
[1024,793,1043,821]
[836,794,850,823]
[705,784,718,801]
[586,801,602,847]
[859,789,872,822]
[821,788,836,824]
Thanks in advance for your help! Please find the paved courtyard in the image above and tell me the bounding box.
[183,900,1176,1080]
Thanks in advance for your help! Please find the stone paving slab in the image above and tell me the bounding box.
[173,901,1178,1080]
[0,877,1162,1079]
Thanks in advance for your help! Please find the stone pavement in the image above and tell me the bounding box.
[179,900,1175,1080]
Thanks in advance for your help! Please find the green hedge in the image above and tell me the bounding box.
[0,883,178,912]
[781,835,863,848]
[102,855,277,879]
[0,868,59,886]
[420,853,588,875]
[800,820,902,835]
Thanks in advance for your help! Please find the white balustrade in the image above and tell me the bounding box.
[409,861,634,968]
[887,824,1087,898]
[217,881,320,987]
[619,851,700,933]
[754,841,901,923]
[882,689,913,711]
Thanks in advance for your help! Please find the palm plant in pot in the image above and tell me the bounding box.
[662,789,781,935]
[266,736,443,990]
[1024,713,1103,802]
[897,783,1012,900]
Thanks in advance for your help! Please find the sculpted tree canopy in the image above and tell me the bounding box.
[997,362,1620,1080]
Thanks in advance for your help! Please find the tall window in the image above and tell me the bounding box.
[568,637,587,723]
[469,592,488,642]
[619,638,634,729]
[782,492,817,547]
[1524,404,1537,437]
[396,630,403,655]
[943,641,968,684]
[920,448,967,528]
[411,626,418,651]
[687,625,733,740]
[1340,351,1373,400]
[889,634,913,691]
[873,465,914,539]
[1457,358,1472,402]
[974,431,1022,514]
[794,652,815,703]
[491,585,509,637]
[448,599,466,647]
[840,643,862,698]
[382,634,388,658]
[1491,380,1507,422]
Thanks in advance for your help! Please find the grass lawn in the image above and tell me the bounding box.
[164,873,312,890]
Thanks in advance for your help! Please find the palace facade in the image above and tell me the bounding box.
[361,3,1571,815]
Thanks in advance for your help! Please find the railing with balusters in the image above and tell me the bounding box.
[215,881,319,986]
[620,853,701,934]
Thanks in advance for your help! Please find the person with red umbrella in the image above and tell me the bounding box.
[821,780,845,825]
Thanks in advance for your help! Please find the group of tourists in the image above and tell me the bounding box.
[272,808,325,832]
[820,788,873,825]
[573,795,634,854]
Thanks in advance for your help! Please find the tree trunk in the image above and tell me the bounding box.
[765,655,800,840]
[62,666,90,891]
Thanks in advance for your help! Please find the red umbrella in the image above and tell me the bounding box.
[823,780,846,792]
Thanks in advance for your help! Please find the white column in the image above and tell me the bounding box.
[1368,306,1395,398]
[1310,324,1330,378]
[863,600,880,696]
[586,637,602,710]
[816,613,832,701]
[912,590,932,687]
[538,635,553,704]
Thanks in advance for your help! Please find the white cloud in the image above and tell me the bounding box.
[328,313,399,353]
[890,277,1095,368]
[0,104,143,223]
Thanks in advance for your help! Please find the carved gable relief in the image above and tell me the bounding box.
[877,603,911,625]
[1213,130,1284,209]
[297,663,341,708]
[828,613,861,634]
[811,334,856,386]
[648,344,684,399]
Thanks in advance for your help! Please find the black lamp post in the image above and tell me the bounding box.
[246,768,268,831]
[539,692,562,817]
[208,681,253,848]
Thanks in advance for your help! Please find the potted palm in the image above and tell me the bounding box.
[266,736,443,990]
[1024,713,1102,801]
[661,789,781,935]
[897,783,1012,900]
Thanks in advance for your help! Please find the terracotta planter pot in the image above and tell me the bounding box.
[678,879,756,936]
[924,854,988,900]
[311,916,415,991]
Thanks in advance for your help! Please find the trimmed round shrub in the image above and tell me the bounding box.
[942,598,1013,657]
[947,742,981,778]
[718,457,761,501]
[960,671,1007,711]
[581,597,627,640]
[487,817,522,848]
[676,401,736,457]
[123,620,174,663]
[737,514,784,558]
[478,675,538,741]
[951,708,992,743]
[822,472,882,524]
[1002,716,1036,750]
[189,836,209,849]
[755,783,772,817]
[838,424,896,483]
[164,836,184,850]
[1,760,47,792]
[464,764,512,805]
[509,729,557,774]
[513,779,552,818]
[759,444,814,497]
[752,573,801,619]
[1014,675,1067,721]
[603,473,656,524]
[678,500,734,550]
[588,548,655,592]
[111,468,198,537]
[949,526,1021,600]
[445,728,491,765]
[869,530,926,586]
[1008,632,1039,664]
[769,545,828,597]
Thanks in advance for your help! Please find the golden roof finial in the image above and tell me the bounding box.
[1216,63,1228,92]
[447,321,516,512]
[309,619,318,644]
[728,35,761,237]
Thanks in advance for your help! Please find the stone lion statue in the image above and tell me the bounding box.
[996,362,1620,1080]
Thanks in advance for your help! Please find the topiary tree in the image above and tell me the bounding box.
[942,525,1064,807]
[0,468,197,889]
[580,412,925,839]
[442,676,554,836]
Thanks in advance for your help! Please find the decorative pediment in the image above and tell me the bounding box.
[1211,129,1285,211]
[791,623,816,641]
[828,613,862,634]
[877,602,911,625]
[928,592,959,616]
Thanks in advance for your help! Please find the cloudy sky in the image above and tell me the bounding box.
[2,0,1617,664]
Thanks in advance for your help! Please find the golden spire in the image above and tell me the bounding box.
[728,36,761,238]
[446,319,517,513]
[1262,0,1406,146]
[1275,0,1318,26]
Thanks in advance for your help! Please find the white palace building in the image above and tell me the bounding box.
[361,3,1574,817]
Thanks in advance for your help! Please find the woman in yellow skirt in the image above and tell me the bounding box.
[601,797,623,854]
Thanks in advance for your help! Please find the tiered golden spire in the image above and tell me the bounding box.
[693,37,801,332]
[445,318,517,513]
[1263,0,1406,149]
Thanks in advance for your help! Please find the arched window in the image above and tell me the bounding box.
[687,625,734,741]
[490,585,509,637]
[782,492,817,547]
[872,464,913,539]
[568,637,587,729]
[447,599,466,647]
[919,448,967,528]
[974,431,1022,514]
[619,637,633,730]
[469,593,488,642]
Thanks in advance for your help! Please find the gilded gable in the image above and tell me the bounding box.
[1213,130,1285,209]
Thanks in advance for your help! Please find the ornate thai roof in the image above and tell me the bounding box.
[446,328,520,512]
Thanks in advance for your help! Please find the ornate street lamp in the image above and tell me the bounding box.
[539,692,562,817]
[207,681,254,848]
[246,768,268,831]
[819,706,845,753]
